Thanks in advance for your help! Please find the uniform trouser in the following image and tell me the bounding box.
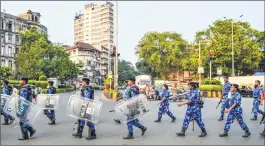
[182,106,205,130]
[224,108,249,132]
[79,119,95,133]
[1,108,10,120]
[20,112,32,133]
[252,98,263,116]
[127,118,143,134]
[220,97,230,118]
[44,110,55,120]
[158,104,175,120]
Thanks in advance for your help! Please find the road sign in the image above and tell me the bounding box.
[217,66,222,75]
[198,67,204,74]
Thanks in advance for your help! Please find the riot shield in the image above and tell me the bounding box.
[67,95,102,124]
[3,96,41,127]
[114,94,150,123]
[36,94,60,110]
[1,94,11,108]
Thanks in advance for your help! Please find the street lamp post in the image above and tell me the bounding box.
[224,15,243,77]
[114,1,119,91]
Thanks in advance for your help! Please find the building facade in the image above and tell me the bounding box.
[0,10,47,70]
[74,1,114,78]
[66,42,102,84]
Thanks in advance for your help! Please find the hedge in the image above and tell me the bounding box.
[42,88,74,94]
[199,85,222,91]
[8,80,48,89]
[39,75,47,81]
[202,78,222,86]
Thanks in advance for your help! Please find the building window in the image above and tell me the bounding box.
[8,46,12,57]
[8,21,12,31]
[15,47,19,54]
[9,60,12,68]
[1,20,4,29]
[8,33,12,41]
[15,35,19,43]
[1,45,4,55]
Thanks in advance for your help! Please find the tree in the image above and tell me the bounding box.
[135,32,188,78]
[118,59,139,85]
[195,19,263,76]
[135,59,152,75]
[0,67,12,79]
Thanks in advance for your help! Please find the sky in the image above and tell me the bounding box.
[1,1,264,66]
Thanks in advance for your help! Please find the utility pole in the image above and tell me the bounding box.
[114,1,118,91]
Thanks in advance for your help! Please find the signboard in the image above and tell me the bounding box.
[217,66,222,75]
[198,67,204,74]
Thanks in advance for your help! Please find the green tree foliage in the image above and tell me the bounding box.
[135,59,152,75]
[118,59,139,85]
[14,28,79,82]
[195,19,263,76]
[135,32,188,78]
[0,67,12,79]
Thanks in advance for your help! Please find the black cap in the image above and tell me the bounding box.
[48,81,54,85]
[20,77,28,83]
[128,77,135,82]
[82,78,90,84]
[3,79,9,84]
[223,76,229,79]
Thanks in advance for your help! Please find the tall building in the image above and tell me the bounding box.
[74,1,114,78]
[0,10,47,70]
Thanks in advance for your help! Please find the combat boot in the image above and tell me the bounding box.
[250,115,257,120]
[219,130,228,137]
[28,126,36,137]
[260,130,265,137]
[198,128,207,137]
[242,130,251,138]
[114,119,121,124]
[171,117,176,123]
[123,133,134,139]
[85,129,96,140]
[72,126,82,138]
[8,116,15,124]
[2,118,9,125]
[176,128,186,136]
[154,119,161,123]
[48,117,56,125]
[18,126,29,140]
[218,116,224,121]
[139,125,147,136]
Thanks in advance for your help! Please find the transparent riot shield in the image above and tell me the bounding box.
[114,94,150,123]
[3,96,42,127]
[67,95,102,124]
[36,94,60,110]
[1,94,11,108]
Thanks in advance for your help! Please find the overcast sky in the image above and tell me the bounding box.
[1,1,264,65]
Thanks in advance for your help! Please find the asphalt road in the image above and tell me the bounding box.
[1,91,264,145]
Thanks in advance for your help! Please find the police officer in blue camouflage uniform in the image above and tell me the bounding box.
[219,84,251,138]
[43,81,56,125]
[114,80,130,124]
[18,77,36,140]
[250,80,264,120]
[154,84,176,123]
[72,78,96,140]
[218,76,232,121]
[123,77,147,139]
[176,82,207,137]
[1,79,15,125]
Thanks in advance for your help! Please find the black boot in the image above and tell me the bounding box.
[18,126,29,140]
[219,130,228,137]
[198,128,207,137]
[85,129,96,140]
[28,126,36,137]
[139,126,147,136]
[242,130,251,138]
[171,117,176,123]
[114,119,121,124]
[48,118,56,125]
[72,126,82,138]
[250,115,257,121]
[176,128,186,136]
[218,116,224,121]
[123,133,134,139]
[2,118,9,125]
[154,119,161,123]
[8,116,15,125]
[260,130,265,137]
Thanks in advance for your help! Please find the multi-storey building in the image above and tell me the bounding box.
[66,42,102,84]
[74,1,114,78]
[0,10,47,70]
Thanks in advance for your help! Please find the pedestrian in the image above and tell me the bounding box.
[12,85,19,95]
[72,78,96,140]
[123,77,147,139]
[113,80,129,124]
[1,79,15,125]
[43,81,56,125]
[176,82,207,137]
[154,84,176,123]
[218,76,232,121]
[250,80,264,120]
[18,77,36,140]
[219,84,251,138]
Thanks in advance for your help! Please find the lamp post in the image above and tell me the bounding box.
[223,15,243,77]
[114,1,119,91]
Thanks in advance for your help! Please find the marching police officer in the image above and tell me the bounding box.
[250,80,264,120]
[1,79,15,125]
[72,78,96,140]
[123,77,147,139]
[18,77,36,140]
[43,81,56,125]
[219,84,251,138]
[154,84,176,123]
[218,76,232,121]
[176,82,207,137]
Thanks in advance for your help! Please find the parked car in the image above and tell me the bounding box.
[240,86,253,98]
